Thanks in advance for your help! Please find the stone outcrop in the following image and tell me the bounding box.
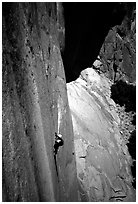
[93,4,136,84]
[92,3,136,190]
[67,68,136,201]
[2,3,78,201]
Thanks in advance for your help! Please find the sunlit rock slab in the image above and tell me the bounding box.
[67,68,135,202]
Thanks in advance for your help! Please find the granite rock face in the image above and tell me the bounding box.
[2,2,136,202]
[92,3,136,191]
[2,3,78,201]
[67,68,136,201]
[93,3,136,84]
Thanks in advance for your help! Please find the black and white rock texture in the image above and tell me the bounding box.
[2,2,136,202]
[93,4,136,85]
[2,3,79,201]
[67,67,136,201]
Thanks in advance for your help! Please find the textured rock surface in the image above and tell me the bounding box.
[2,2,136,202]
[2,3,78,201]
[92,3,136,190]
[93,4,136,84]
[67,68,136,201]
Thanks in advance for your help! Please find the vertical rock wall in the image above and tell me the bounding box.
[2,3,78,201]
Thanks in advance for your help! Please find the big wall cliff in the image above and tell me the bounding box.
[2,2,136,202]
[2,3,79,201]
